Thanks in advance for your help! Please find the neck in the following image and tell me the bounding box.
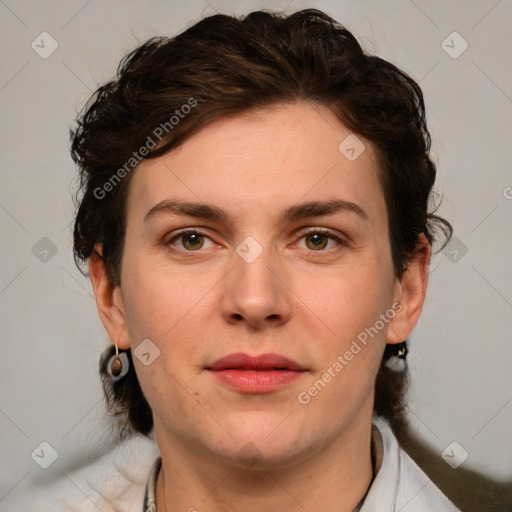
[154,409,377,512]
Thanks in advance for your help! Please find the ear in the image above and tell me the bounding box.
[89,244,131,350]
[386,233,431,345]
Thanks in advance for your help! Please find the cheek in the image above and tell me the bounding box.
[298,261,391,338]
[120,256,224,391]
[293,255,394,406]
[295,272,390,422]
[121,253,205,339]
[120,264,211,416]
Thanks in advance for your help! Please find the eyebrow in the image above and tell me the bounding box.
[143,198,368,224]
[282,198,368,222]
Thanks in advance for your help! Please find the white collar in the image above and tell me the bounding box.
[141,415,459,512]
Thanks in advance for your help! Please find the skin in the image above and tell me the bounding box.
[90,102,430,512]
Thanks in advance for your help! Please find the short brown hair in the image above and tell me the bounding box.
[71,8,452,439]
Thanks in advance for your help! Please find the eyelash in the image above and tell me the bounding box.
[296,228,348,252]
[165,228,348,253]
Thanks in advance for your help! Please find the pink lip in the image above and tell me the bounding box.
[206,353,307,393]
[207,352,304,371]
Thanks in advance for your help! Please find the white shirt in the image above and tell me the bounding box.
[8,416,461,511]
[361,416,461,511]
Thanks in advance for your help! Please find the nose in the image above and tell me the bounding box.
[220,244,293,330]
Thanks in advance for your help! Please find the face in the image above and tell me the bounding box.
[106,102,412,468]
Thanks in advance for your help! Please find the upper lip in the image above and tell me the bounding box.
[207,352,306,371]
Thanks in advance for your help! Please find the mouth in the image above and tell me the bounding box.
[205,353,307,393]
[207,352,305,371]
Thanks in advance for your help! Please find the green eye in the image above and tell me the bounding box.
[167,230,215,251]
[297,229,346,252]
[181,232,204,250]
[305,233,329,250]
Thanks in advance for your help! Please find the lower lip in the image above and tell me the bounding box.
[207,369,305,393]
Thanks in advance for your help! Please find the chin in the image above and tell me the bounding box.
[207,413,312,466]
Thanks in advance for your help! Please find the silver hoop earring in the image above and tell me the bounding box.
[106,345,129,382]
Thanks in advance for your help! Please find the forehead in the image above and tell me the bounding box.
[126,102,385,226]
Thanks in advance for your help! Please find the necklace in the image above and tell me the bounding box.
[352,428,377,512]
[146,428,378,512]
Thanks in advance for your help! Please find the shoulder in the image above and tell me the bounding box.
[362,415,462,512]
[11,435,159,512]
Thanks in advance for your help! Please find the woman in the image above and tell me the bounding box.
[63,8,459,511]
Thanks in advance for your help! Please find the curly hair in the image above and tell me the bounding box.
[71,8,452,440]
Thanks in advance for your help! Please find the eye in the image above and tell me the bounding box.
[296,229,346,251]
[166,230,216,251]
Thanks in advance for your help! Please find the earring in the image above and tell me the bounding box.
[106,344,129,382]
[384,341,408,372]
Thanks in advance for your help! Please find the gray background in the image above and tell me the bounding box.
[1,0,511,508]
